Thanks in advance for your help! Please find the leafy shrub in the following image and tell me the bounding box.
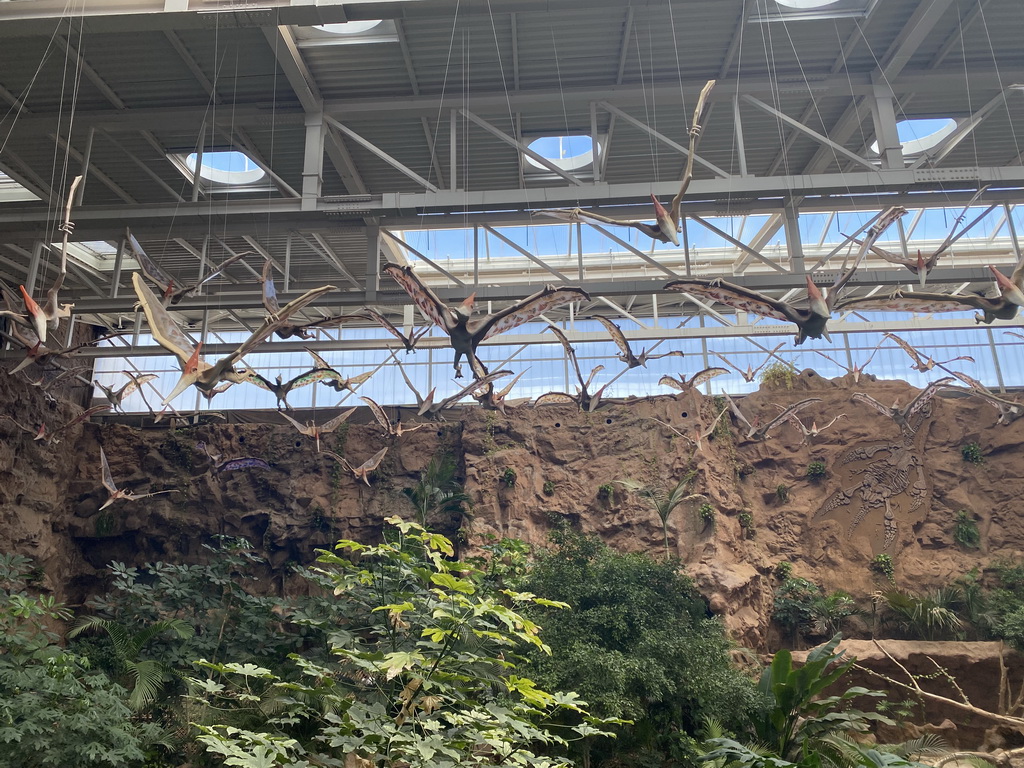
[404,453,468,529]
[953,510,980,549]
[519,526,761,765]
[871,553,896,583]
[0,554,159,767]
[191,518,615,768]
[697,502,716,529]
[806,461,827,481]
[760,362,796,389]
[773,577,859,641]
[738,511,755,538]
[961,442,984,464]
[597,482,616,500]
[875,589,964,641]
[775,561,794,580]
[775,483,790,503]
[543,479,556,496]
[499,466,518,486]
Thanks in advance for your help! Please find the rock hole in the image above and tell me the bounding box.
[554,422,561,428]
[238,436,246,444]
[294,440,302,448]
[681,411,688,418]
[436,430,444,437]
[605,418,612,424]
[15,494,23,505]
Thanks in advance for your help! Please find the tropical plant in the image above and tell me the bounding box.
[775,561,794,580]
[761,362,796,390]
[618,470,701,557]
[773,577,821,641]
[806,461,827,481]
[953,510,980,549]
[404,453,469,529]
[775,484,790,503]
[0,553,159,767]
[190,517,618,768]
[961,442,984,464]
[520,525,762,766]
[809,590,860,638]
[67,616,195,709]
[871,553,896,583]
[701,635,894,767]
[874,589,964,641]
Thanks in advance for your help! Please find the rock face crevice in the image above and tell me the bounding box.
[2,369,1022,650]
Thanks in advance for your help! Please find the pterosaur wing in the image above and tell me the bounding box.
[592,316,635,362]
[382,263,457,332]
[99,447,118,495]
[906,377,954,417]
[837,292,990,315]
[475,286,591,341]
[666,279,796,323]
[132,272,195,365]
[127,230,173,292]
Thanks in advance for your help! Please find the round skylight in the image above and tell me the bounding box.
[774,0,842,8]
[187,151,265,186]
[314,20,384,35]
[870,118,958,156]
[524,135,597,171]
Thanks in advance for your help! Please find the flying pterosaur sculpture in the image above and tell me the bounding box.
[533,324,626,412]
[100,446,176,509]
[260,259,363,339]
[592,316,683,369]
[392,357,514,417]
[360,396,428,437]
[383,262,590,378]
[648,410,726,454]
[722,393,823,441]
[851,378,953,437]
[95,372,158,413]
[666,206,907,344]
[322,446,389,486]
[280,408,357,453]
[813,339,884,384]
[533,79,716,247]
[942,369,1024,426]
[658,367,729,394]
[883,333,974,372]
[472,369,529,414]
[845,186,989,287]
[128,230,251,306]
[779,408,845,446]
[133,272,335,403]
[359,307,429,352]
[836,261,1024,325]
[710,343,787,383]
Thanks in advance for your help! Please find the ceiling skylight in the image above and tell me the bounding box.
[168,150,270,193]
[294,19,398,47]
[870,118,959,157]
[0,171,40,203]
[524,135,598,172]
[750,0,877,22]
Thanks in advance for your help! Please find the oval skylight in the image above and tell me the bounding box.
[314,20,384,35]
[774,0,842,8]
[524,135,597,171]
[187,151,265,186]
[870,118,958,156]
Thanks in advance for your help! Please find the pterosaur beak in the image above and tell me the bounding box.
[19,285,47,343]
[990,265,1024,307]
[163,371,199,405]
[916,250,927,288]
[650,194,679,246]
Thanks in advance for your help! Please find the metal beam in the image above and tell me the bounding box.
[324,115,439,192]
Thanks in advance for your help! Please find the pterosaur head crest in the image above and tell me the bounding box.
[457,292,477,318]
[990,265,1024,307]
[650,194,679,246]
[805,275,830,319]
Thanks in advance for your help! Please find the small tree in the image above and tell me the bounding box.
[191,518,617,767]
[404,453,469,529]
[618,470,701,558]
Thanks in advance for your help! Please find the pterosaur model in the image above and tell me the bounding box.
[26,365,89,403]
[533,79,716,247]
[846,186,989,286]
[100,446,176,509]
[95,372,158,412]
[658,367,729,394]
[709,343,786,382]
[813,339,884,383]
[322,446,389,485]
[942,369,1024,426]
[304,349,378,393]
[592,316,683,369]
[666,206,907,344]
[779,409,846,445]
[472,370,529,414]
[239,367,299,410]
[648,410,726,454]
[3,323,124,375]
[0,178,81,343]
[280,408,357,453]
[383,262,590,378]
[128,230,251,306]
[851,378,953,436]
[359,307,429,352]
[360,396,427,437]
[260,259,362,339]
[883,333,974,372]
[393,359,514,417]
[133,271,335,403]
[836,261,1024,325]
[722,393,823,441]
[533,324,626,412]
